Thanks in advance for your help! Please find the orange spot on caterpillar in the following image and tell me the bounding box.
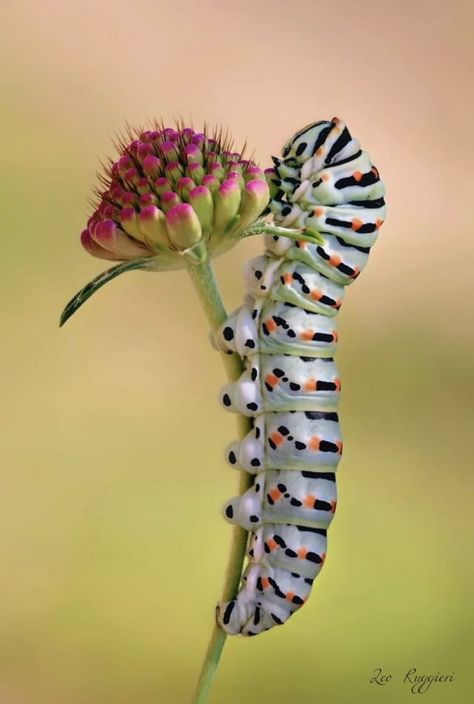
[285,591,296,602]
[301,330,314,341]
[304,378,317,392]
[313,207,324,217]
[351,218,363,231]
[265,319,277,333]
[261,577,269,589]
[375,218,383,230]
[297,547,308,559]
[266,538,278,551]
[329,255,341,266]
[270,431,284,446]
[283,273,293,284]
[350,266,360,279]
[331,116,340,124]
[316,146,324,156]
[268,487,282,502]
[308,437,320,451]
[335,440,343,454]
[321,173,330,182]
[303,494,316,508]
[310,289,322,301]
[332,330,338,342]
[330,500,337,513]
[334,378,341,392]
[353,171,362,182]
[265,374,278,388]
[298,239,307,249]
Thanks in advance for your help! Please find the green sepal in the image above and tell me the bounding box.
[182,240,208,264]
[59,257,155,327]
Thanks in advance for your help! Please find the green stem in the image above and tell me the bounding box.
[185,247,253,704]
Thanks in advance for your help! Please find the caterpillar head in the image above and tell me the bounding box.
[280,119,334,164]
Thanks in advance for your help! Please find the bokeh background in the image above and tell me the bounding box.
[1,1,472,702]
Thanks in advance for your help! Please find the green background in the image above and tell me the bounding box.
[1,1,472,702]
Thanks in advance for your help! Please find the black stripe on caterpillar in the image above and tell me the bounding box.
[214,117,386,636]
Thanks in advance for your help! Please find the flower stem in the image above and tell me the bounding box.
[185,246,253,704]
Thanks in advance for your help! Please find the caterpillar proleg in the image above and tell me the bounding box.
[215,118,386,636]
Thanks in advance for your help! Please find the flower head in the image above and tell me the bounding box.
[83,123,270,268]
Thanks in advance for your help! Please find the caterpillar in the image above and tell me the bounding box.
[214,117,386,636]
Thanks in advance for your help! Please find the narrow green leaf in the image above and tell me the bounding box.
[59,258,151,327]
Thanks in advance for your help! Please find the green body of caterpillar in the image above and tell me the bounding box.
[214,118,386,636]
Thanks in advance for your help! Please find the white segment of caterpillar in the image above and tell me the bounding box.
[214,118,386,636]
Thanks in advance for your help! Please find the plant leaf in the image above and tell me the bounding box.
[59,258,152,327]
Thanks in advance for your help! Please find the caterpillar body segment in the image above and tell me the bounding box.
[215,118,386,635]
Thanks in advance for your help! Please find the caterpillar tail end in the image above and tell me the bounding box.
[216,564,291,636]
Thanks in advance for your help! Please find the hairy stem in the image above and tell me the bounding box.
[185,248,253,704]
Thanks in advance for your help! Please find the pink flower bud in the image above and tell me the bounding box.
[93,219,150,258]
[189,185,213,232]
[142,154,161,177]
[138,206,169,248]
[165,203,202,249]
[214,179,241,234]
[161,191,180,212]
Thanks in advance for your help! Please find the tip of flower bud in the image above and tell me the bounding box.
[93,219,151,258]
[81,229,121,261]
[161,191,181,211]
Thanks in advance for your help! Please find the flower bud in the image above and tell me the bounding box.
[165,203,202,249]
[119,207,144,241]
[160,140,179,162]
[184,143,203,165]
[161,191,180,212]
[238,179,270,229]
[189,185,213,232]
[244,166,265,182]
[186,162,205,182]
[176,176,195,199]
[93,219,149,258]
[214,179,241,233]
[142,155,161,177]
[80,229,121,261]
[165,160,183,181]
[202,175,219,192]
[138,206,169,247]
[154,176,171,195]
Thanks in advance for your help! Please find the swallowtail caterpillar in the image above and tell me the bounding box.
[215,118,386,635]
[60,118,385,639]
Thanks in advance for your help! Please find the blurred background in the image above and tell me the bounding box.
[1,1,472,702]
